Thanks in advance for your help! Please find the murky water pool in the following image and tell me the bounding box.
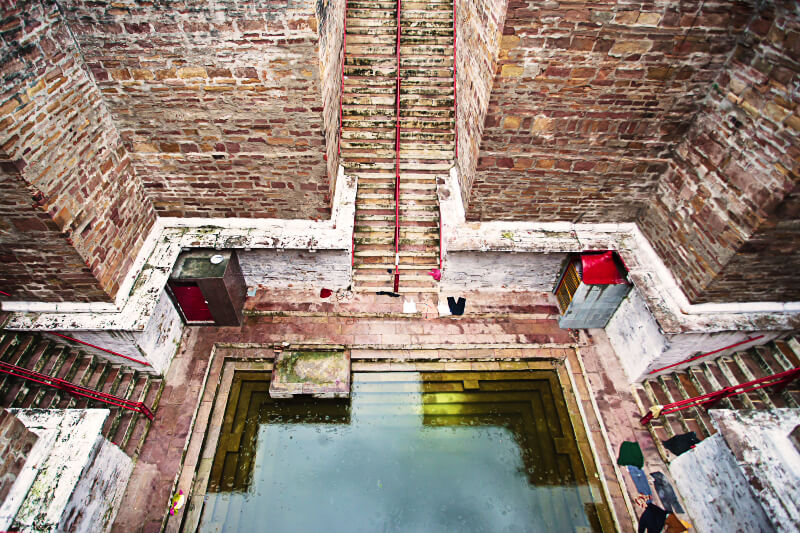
[198,370,611,532]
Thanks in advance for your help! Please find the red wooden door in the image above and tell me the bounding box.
[171,283,214,322]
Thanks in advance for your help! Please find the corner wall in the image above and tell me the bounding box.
[639,1,800,303]
[0,0,156,302]
[463,0,751,222]
[455,0,508,206]
[59,0,335,219]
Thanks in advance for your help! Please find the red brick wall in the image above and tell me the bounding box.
[461,0,751,222]
[59,0,340,219]
[0,408,38,504]
[455,0,508,206]
[640,1,800,303]
[0,0,155,302]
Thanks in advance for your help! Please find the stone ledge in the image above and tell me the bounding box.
[438,167,800,334]
[2,167,356,332]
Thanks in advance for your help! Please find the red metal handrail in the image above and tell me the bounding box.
[0,290,10,296]
[647,335,764,375]
[48,332,150,367]
[640,366,800,425]
[0,359,154,421]
[393,0,402,293]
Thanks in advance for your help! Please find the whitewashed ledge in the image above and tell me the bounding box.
[438,167,800,334]
[2,167,357,332]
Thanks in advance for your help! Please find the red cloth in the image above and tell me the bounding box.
[320,288,332,298]
[581,251,627,284]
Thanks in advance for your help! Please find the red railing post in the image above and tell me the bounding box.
[453,0,457,161]
[393,0,402,293]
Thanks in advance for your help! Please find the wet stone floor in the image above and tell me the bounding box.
[196,369,613,533]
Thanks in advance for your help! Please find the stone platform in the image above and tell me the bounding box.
[269,346,350,398]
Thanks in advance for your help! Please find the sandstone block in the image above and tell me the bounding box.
[501,64,524,77]
[177,67,208,79]
[609,40,653,56]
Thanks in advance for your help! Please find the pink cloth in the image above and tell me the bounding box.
[428,268,441,281]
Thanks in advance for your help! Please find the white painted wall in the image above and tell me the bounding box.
[670,435,772,533]
[131,290,184,375]
[605,288,669,382]
[239,249,351,290]
[605,288,786,382]
[709,409,800,531]
[441,251,567,291]
[58,439,133,533]
[9,410,133,533]
[46,290,184,375]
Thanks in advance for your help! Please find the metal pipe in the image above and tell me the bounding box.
[453,0,457,160]
[393,0,402,293]
[48,331,151,367]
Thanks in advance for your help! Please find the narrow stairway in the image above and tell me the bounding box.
[342,0,454,294]
[634,336,800,462]
[0,329,163,458]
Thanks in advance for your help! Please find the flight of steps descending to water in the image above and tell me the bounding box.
[342,0,454,294]
[0,329,163,458]
[633,336,800,462]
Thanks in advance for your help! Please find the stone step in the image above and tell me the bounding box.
[634,338,800,464]
[0,331,161,459]
[345,160,452,171]
[341,129,454,142]
[344,141,453,152]
[357,191,437,200]
[354,262,439,270]
[344,65,453,78]
[350,1,451,8]
[355,249,438,257]
[347,44,454,56]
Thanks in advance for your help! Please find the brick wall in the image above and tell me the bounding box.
[0,408,38,505]
[319,0,346,196]
[640,1,800,303]
[0,0,155,302]
[461,0,751,222]
[455,0,508,206]
[59,0,339,219]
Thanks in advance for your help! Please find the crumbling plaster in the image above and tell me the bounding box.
[438,167,800,334]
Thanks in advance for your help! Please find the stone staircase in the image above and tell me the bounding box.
[633,337,800,462]
[343,0,454,294]
[0,329,163,458]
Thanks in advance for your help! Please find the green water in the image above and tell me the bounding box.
[198,371,609,532]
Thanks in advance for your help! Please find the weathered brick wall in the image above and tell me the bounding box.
[0,0,155,302]
[0,408,38,504]
[455,0,507,206]
[0,166,108,301]
[640,1,800,303]
[461,0,752,222]
[59,0,340,219]
[319,0,345,196]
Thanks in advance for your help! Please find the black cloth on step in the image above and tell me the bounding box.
[662,432,700,456]
[447,297,466,315]
[638,502,668,533]
[376,291,400,298]
[651,471,684,514]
